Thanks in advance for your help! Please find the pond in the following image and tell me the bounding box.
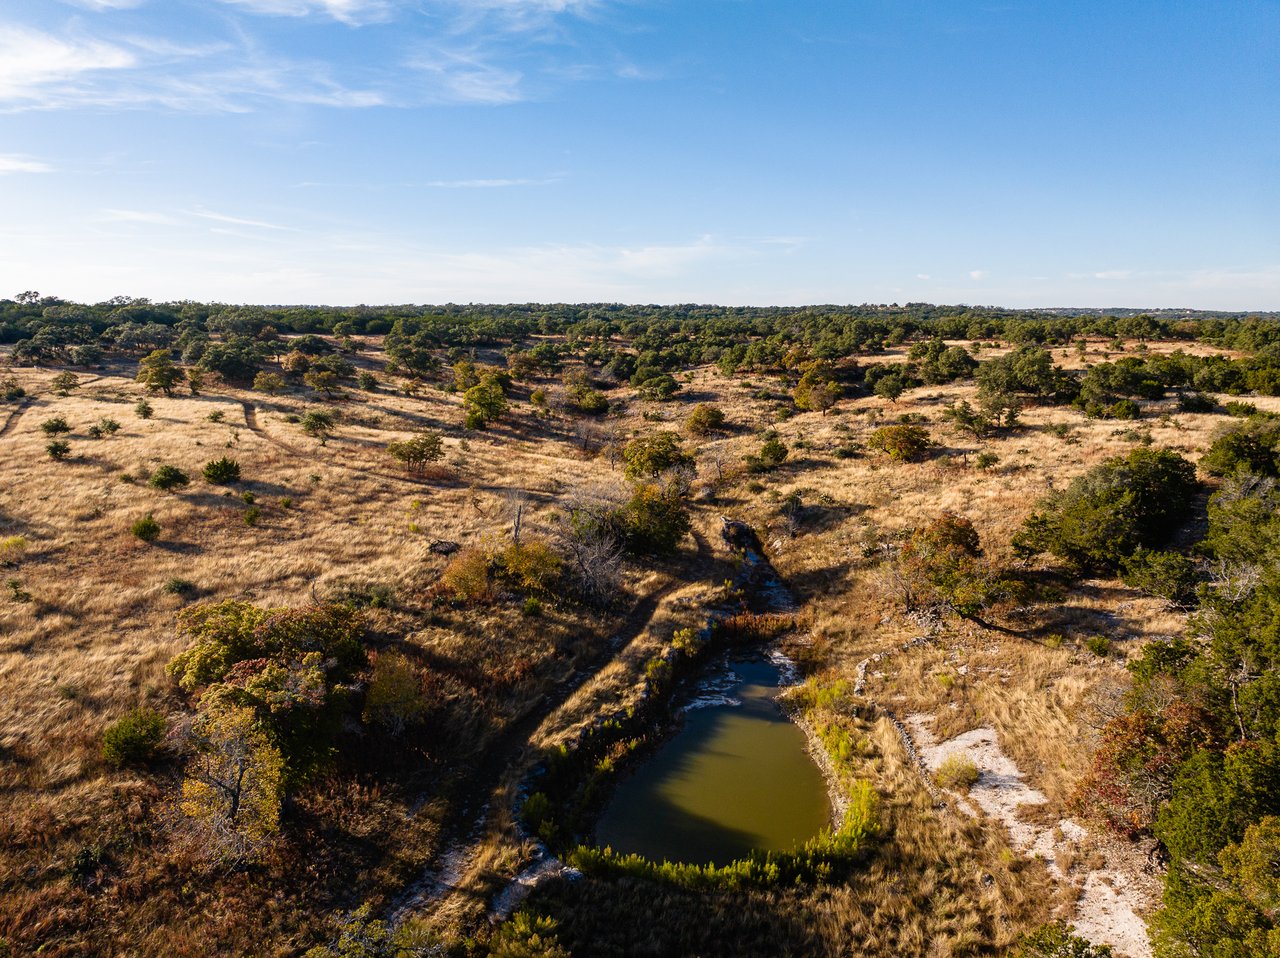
[593,656,832,867]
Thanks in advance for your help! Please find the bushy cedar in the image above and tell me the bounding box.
[201,457,240,485]
[1072,461,1280,955]
[745,434,789,473]
[148,464,190,491]
[301,409,335,443]
[567,382,609,415]
[131,513,161,541]
[621,431,693,479]
[40,415,70,436]
[102,708,166,767]
[615,482,692,555]
[1013,447,1197,573]
[1120,549,1198,605]
[1199,416,1280,477]
[866,424,933,462]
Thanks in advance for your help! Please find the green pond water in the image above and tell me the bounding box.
[593,657,832,866]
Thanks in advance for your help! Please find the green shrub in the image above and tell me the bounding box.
[1084,635,1111,657]
[1200,417,1280,477]
[522,596,543,617]
[253,371,287,395]
[1224,401,1257,418]
[1121,548,1198,605]
[621,432,693,479]
[1178,391,1216,413]
[685,403,727,435]
[616,482,692,555]
[867,424,933,462]
[102,709,166,767]
[1014,922,1113,958]
[386,432,445,473]
[202,457,241,484]
[1013,447,1198,573]
[131,514,161,542]
[148,465,190,491]
[134,398,153,420]
[46,439,71,460]
[0,536,28,567]
[499,539,562,593]
[568,383,609,415]
[936,753,980,789]
[489,912,570,958]
[1108,398,1142,420]
[40,416,70,436]
[244,506,261,526]
[975,451,1000,471]
[164,577,197,596]
[1,375,25,401]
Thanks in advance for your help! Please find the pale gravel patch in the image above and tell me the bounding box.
[904,713,1153,958]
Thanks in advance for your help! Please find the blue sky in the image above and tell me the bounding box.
[0,0,1277,308]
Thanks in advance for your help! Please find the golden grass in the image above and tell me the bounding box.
[0,339,1232,955]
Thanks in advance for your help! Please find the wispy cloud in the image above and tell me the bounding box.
[60,0,148,10]
[185,208,299,231]
[405,45,524,104]
[969,269,988,280]
[0,154,54,175]
[214,0,394,26]
[0,24,383,112]
[0,26,135,103]
[422,177,553,187]
[97,208,178,224]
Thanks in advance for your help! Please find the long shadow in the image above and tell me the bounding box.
[786,560,854,600]
[592,792,763,869]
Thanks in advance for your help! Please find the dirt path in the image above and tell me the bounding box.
[0,396,34,439]
[388,544,706,925]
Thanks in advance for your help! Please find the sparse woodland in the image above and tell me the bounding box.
[5,296,1280,956]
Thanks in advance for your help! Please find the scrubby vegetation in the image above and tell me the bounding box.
[5,297,1280,957]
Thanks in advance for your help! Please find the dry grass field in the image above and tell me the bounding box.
[0,334,1251,957]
